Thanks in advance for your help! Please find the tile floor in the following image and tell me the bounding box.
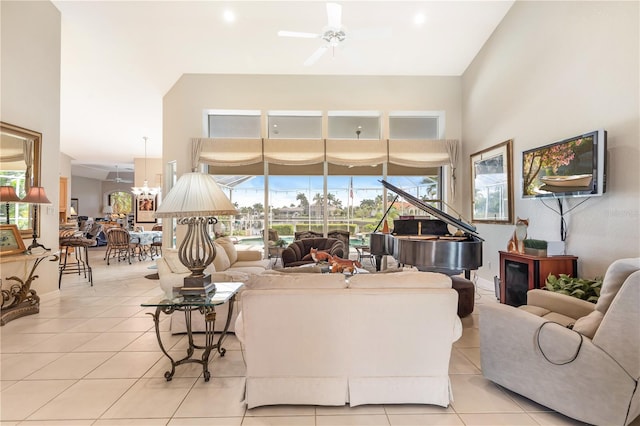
[0,248,628,425]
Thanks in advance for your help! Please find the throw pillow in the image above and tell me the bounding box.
[212,243,231,271]
[572,310,604,339]
[216,237,238,264]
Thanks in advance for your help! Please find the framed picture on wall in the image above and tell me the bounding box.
[470,139,514,224]
[0,224,26,257]
[135,195,157,224]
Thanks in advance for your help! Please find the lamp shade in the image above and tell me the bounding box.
[155,172,237,218]
[21,186,51,204]
[69,206,77,216]
[103,205,113,214]
[0,186,21,203]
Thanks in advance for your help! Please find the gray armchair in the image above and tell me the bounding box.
[479,258,640,425]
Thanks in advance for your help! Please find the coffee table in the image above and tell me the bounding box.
[142,282,243,382]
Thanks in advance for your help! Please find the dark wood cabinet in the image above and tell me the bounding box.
[499,251,578,306]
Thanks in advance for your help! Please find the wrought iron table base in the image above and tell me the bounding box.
[147,294,236,382]
[2,254,57,326]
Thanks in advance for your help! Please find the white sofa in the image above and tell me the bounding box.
[235,271,462,408]
[157,237,270,333]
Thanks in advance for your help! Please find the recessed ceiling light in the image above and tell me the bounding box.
[414,13,426,26]
[223,10,235,23]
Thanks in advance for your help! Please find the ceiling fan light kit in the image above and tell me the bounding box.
[277,2,389,66]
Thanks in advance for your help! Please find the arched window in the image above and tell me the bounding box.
[109,191,132,215]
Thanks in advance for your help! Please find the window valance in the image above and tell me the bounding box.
[194,138,263,167]
[263,139,324,165]
[193,138,459,171]
[387,139,451,168]
[325,139,387,166]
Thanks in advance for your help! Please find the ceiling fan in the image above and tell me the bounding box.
[104,165,134,184]
[278,2,391,66]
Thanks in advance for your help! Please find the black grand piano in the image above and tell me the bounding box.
[370,180,483,278]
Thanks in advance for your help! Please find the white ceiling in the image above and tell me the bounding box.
[53,0,514,180]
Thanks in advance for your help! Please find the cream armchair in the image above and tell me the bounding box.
[480,258,640,426]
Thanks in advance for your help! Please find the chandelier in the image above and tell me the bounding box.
[131,136,161,200]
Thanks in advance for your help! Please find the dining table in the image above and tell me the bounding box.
[129,230,162,260]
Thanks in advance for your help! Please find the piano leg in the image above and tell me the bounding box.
[374,255,383,272]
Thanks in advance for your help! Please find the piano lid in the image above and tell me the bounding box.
[380,179,483,240]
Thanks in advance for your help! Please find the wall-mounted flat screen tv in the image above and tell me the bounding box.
[522,129,607,199]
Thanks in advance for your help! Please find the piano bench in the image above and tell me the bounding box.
[451,276,475,317]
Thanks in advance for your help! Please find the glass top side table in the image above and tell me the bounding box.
[142,282,243,382]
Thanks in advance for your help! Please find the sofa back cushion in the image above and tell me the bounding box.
[216,236,238,264]
[212,243,231,271]
[348,271,451,289]
[246,273,346,290]
[595,258,640,314]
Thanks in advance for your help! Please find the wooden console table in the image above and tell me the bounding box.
[499,251,578,307]
[1,252,57,325]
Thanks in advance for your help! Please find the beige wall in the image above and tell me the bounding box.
[164,73,462,180]
[1,1,61,295]
[71,176,103,219]
[462,1,639,279]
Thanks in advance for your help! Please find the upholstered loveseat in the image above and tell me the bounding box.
[281,237,345,267]
[480,258,640,426]
[235,270,462,408]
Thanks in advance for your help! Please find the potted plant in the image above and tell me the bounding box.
[545,273,603,303]
[275,238,287,248]
[523,239,547,257]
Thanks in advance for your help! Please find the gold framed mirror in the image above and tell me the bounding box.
[470,139,514,224]
[0,122,42,238]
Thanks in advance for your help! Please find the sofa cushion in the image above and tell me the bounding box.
[540,312,576,328]
[216,236,238,264]
[572,310,604,338]
[229,266,269,275]
[233,259,271,270]
[348,271,451,289]
[210,271,250,283]
[213,243,231,271]
[164,250,191,274]
[237,250,264,262]
[269,265,323,274]
[246,273,346,290]
[519,305,551,317]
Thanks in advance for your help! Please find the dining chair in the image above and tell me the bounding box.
[150,224,163,258]
[104,228,136,265]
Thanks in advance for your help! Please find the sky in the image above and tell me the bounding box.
[221,175,435,208]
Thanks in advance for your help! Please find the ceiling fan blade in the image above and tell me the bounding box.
[351,27,392,40]
[304,46,328,66]
[278,30,321,39]
[326,2,342,28]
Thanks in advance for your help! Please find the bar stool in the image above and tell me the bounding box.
[59,237,94,288]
